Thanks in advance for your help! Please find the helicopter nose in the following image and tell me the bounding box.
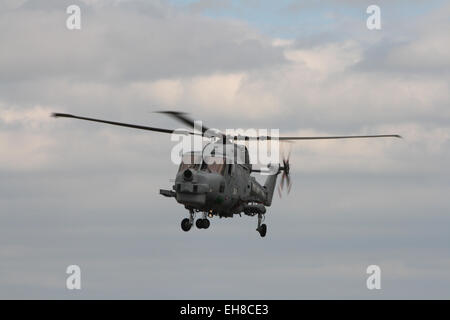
[183,169,193,181]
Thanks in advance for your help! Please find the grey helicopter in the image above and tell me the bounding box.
[52,111,401,237]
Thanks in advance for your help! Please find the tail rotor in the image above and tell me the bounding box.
[278,146,292,197]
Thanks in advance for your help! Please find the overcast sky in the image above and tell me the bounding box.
[1,0,449,299]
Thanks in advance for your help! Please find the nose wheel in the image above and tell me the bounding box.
[181,210,211,232]
[181,218,192,232]
[196,218,210,229]
[181,209,195,232]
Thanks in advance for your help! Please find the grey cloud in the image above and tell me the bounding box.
[1,0,450,299]
[0,1,286,84]
[186,0,232,13]
[353,37,450,75]
[2,163,450,298]
[352,3,450,75]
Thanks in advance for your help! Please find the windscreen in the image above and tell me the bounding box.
[178,153,202,172]
[201,156,226,175]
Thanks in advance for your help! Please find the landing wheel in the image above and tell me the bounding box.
[258,224,267,237]
[181,218,192,232]
[203,219,210,229]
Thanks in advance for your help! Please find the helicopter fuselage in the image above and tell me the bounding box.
[161,143,278,218]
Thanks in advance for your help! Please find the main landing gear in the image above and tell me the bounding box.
[256,213,267,238]
[181,210,210,232]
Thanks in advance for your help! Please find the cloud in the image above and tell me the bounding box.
[1,0,450,299]
[0,0,285,83]
[0,105,54,127]
[353,2,450,75]
[186,0,232,13]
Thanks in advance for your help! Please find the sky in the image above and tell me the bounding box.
[0,0,449,299]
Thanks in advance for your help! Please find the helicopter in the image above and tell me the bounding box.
[52,111,401,237]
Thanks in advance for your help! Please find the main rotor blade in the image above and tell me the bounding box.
[52,113,195,135]
[235,134,402,141]
[155,112,401,141]
[278,134,402,140]
[155,111,205,133]
[155,111,227,139]
[155,111,202,130]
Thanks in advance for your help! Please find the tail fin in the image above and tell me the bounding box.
[263,173,278,206]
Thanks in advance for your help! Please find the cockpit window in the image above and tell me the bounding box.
[201,156,226,175]
[178,153,201,172]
